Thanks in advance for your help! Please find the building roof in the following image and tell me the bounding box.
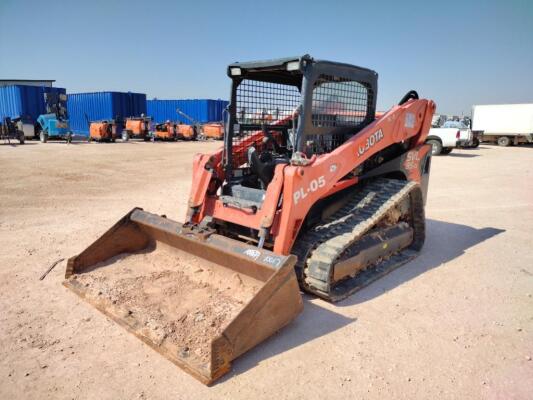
[0,79,55,83]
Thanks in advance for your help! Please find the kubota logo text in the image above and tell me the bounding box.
[358,129,384,156]
[293,176,326,204]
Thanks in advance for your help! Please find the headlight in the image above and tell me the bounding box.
[230,67,241,76]
[286,61,300,71]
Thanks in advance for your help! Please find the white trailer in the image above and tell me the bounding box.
[471,103,533,146]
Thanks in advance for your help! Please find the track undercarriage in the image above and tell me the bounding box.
[293,178,425,301]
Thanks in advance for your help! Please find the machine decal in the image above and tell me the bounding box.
[405,112,415,128]
[243,248,261,259]
[357,129,384,157]
[403,150,420,171]
[262,255,282,267]
[293,176,326,205]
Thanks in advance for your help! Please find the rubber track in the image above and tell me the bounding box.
[292,178,420,301]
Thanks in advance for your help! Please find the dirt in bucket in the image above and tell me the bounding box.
[70,242,262,368]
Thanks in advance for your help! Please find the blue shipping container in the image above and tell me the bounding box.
[68,92,147,135]
[0,85,67,122]
[147,99,228,124]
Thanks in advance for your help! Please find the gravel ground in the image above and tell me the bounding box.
[0,140,532,399]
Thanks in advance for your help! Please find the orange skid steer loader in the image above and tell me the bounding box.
[65,55,435,384]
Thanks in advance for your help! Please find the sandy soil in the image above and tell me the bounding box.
[0,140,532,399]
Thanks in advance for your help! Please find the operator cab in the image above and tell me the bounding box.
[221,55,378,209]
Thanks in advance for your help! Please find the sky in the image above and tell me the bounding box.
[1,0,532,116]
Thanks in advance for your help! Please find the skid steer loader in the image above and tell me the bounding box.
[65,55,435,384]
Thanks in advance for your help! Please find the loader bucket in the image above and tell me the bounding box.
[64,208,303,384]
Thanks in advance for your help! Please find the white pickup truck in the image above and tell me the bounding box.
[426,120,475,155]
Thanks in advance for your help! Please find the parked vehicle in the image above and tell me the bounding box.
[175,123,197,140]
[425,121,473,155]
[17,116,35,139]
[2,115,35,140]
[175,108,225,140]
[472,104,533,146]
[0,117,25,144]
[153,121,177,141]
[122,115,152,141]
[201,122,224,140]
[89,120,119,142]
[0,85,66,139]
[36,92,72,143]
[441,120,478,148]
[175,109,199,140]
[431,113,446,127]
[37,114,71,142]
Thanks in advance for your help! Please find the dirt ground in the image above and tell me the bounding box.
[0,140,532,400]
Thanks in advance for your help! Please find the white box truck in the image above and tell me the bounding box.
[471,104,533,146]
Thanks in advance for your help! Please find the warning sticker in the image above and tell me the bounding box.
[405,113,415,128]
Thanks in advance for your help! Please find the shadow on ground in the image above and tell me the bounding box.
[462,146,491,151]
[219,296,355,383]
[220,219,504,381]
[483,143,533,148]
[40,141,85,145]
[341,219,504,306]
[447,153,480,158]
[0,141,38,146]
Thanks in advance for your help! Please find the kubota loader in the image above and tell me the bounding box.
[64,55,435,384]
